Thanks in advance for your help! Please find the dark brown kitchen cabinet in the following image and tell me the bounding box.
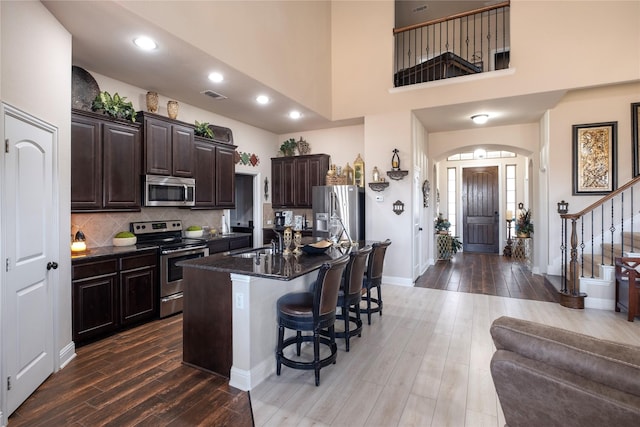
[138,112,194,177]
[72,249,158,345]
[193,136,236,209]
[271,154,329,208]
[71,109,141,212]
[119,252,157,326]
[72,257,119,343]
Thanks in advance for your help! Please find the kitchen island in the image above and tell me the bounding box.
[179,243,351,391]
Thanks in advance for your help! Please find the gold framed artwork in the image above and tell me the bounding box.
[572,121,617,195]
[632,103,640,177]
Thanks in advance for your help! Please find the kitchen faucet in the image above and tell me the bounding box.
[271,228,283,254]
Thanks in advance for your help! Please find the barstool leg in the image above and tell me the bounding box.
[344,306,351,352]
[356,304,362,337]
[378,284,383,317]
[277,324,284,375]
[366,288,372,325]
[296,331,302,356]
[314,329,320,386]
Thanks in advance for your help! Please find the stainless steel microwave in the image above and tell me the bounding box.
[144,175,196,207]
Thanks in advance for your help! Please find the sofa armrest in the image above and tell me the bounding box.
[491,349,640,427]
[490,316,640,396]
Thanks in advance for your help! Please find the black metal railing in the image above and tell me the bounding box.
[559,176,640,307]
[393,1,510,87]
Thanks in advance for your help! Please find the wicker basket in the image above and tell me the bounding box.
[325,174,347,185]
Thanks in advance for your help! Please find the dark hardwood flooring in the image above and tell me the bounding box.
[415,252,561,303]
[7,314,254,427]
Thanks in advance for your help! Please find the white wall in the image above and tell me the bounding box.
[1,1,72,421]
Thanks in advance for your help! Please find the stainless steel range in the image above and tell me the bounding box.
[131,220,209,318]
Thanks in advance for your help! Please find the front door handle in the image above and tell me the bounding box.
[46,261,58,270]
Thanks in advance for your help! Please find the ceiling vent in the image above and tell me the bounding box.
[201,90,227,100]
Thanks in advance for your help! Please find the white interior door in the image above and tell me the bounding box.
[2,105,56,415]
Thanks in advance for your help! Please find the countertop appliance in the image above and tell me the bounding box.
[131,220,208,317]
[144,174,196,207]
[312,185,365,243]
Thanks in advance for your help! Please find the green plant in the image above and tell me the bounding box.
[515,208,534,235]
[194,121,214,139]
[434,213,450,232]
[91,91,136,123]
[280,138,297,156]
[451,236,463,254]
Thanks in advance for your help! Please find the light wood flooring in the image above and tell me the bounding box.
[251,273,640,426]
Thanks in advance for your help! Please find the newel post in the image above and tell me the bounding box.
[559,215,587,309]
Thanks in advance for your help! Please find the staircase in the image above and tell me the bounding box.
[560,176,640,310]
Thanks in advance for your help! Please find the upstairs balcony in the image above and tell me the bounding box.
[393,1,510,87]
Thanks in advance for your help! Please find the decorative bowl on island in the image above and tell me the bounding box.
[301,240,332,255]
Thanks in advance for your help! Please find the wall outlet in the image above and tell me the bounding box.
[235,293,244,309]
[375,195,384,202]
[267,219,272,225]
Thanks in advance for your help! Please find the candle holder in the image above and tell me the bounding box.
[293,230,302,255]
[503,219,514,257]
[282,227,292,256]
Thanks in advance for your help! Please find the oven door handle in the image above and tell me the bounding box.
[161,245,207,255]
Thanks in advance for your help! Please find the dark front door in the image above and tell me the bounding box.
[462,166,499,253]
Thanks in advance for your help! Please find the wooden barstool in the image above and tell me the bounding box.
[276,256,349,385]
[360,239,391,325]
[334,246,372,351]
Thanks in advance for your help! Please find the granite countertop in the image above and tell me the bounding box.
[71,244,159,261]
[179,243,353,281]
[71,233,252,262]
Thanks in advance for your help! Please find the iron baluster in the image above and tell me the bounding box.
[610,200,615,265]
[590,211,594,278]
[580,218,585,278]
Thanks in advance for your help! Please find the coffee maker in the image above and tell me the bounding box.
[274,211,285,228]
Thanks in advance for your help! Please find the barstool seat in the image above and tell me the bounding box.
[276,256,349,386]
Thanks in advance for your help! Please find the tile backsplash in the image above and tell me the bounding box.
[71,208,224,248]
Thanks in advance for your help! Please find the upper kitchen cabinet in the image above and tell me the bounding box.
[137,112,194,177]
[193,136,236,209]
[272,154,329,208]
[71,109,141,212]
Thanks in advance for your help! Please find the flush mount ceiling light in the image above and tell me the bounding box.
[208,72,224,83]
[289,110,302,120]
[471,114,489,124]
[256,95,270,105]
[133,36,157,51]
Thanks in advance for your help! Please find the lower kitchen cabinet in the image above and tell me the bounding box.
[72,249,158,344]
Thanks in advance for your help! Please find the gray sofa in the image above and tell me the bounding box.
[490,316,640,427]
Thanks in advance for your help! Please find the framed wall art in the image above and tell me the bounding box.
[572,121,618,195]
[632,102,640,177]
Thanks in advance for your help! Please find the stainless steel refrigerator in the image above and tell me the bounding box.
[312,185,365,243]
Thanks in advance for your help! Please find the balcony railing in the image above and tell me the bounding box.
[393,1,510,87]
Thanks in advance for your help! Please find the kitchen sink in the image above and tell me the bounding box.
[230,247,274,258]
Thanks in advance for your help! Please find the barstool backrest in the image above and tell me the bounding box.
[345,246,373,297]
[366,239,392,284]
[315,256,350,317]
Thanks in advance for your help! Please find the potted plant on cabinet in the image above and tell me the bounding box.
[279,138,297,157]
[91,91,136,123]
[194,121,214,139]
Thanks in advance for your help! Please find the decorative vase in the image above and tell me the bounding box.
[293,230,302,255]
[283,227,292,256]
[146,91,158,113]
[167,100,179,119]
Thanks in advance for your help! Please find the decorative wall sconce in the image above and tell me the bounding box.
[557,200,569,214]
[264,177,269,201]
[387,148,408,180]
[392,200,405,215]
[391,149,400,170]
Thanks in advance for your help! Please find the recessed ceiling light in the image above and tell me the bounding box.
[256,95,270,105]
[471,114,489,124]
[133,36,157,51]
[289,110,302,120]
[208,72,224,83]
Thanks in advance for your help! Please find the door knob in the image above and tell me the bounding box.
[419,227,423,231]
[46,261,58,270]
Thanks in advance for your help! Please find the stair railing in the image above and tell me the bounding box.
[560,175,640,308]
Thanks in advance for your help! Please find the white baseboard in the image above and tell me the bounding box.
[229,357,274,391]
[58,341,76,370]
